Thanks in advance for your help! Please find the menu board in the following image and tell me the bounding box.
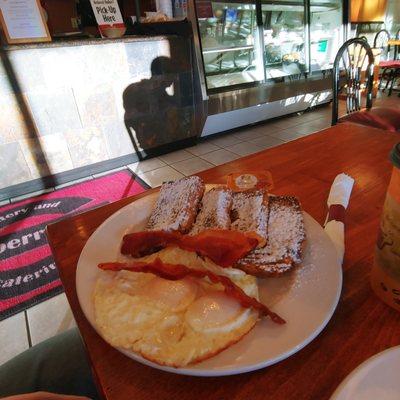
[0,0,51,44]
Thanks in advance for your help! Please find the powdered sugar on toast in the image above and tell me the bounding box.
[231,190,268,246]
[146,176,205,233]
[236,196,305,276]
[190,187,233,235]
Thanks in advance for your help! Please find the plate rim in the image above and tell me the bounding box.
[76,187,343,377]
[329,346,400,400]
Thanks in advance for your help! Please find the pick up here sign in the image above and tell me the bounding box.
[89,0,125,32]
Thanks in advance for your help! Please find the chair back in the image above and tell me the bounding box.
[373,29,391,60]
[396,29,400,60]
[357,35,368,44]
[332,38,374,126]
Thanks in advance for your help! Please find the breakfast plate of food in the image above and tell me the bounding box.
[76,174,342,376]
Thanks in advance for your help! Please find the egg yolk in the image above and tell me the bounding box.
[142,276,197,312]
[185,292,243,332]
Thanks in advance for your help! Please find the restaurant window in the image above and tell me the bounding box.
[309,0,343,73]
[261,0,306,80]
[196,0,264,89]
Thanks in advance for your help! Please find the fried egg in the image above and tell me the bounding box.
[93,247,259,367]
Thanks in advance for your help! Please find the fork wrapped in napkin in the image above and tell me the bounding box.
[324,173,355,265]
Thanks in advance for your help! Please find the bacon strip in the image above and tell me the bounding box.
[121,229,259,268]
[121,231,180,258]
[98,258,285,324]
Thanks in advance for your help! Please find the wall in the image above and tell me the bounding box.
[0,36,196,192]
[351,0,388,22]
[385,0,400,35]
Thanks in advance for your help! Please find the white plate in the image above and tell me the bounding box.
[76,190,342,376]
[330,346,400,400]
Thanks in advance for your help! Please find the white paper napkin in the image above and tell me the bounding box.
[324,173,355,265]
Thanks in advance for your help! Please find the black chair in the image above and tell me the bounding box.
[332,38,400,132]
[373,29,399,94]
[357,35,368,43]
[389,29,400,96]
[394,28,400,60]
[387,68,400,97]
[373,29,391,60]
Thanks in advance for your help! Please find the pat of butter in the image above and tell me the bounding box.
[227,171,274,192]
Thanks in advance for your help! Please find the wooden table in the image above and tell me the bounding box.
[47,122,400,400]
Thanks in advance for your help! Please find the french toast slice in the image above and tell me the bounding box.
[146,176,205,233]
[230,189,269,247]
[236,195,306,277]
[190,187,233,235]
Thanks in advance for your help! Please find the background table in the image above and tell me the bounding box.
[47,122,400,400]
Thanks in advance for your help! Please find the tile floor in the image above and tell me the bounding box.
[0,93,397,366]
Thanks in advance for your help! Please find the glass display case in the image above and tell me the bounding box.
[189,0,348,137]
[196,1,264,89]
[262,0,306,80]
[194,0,345,90]
[310,0,343,72]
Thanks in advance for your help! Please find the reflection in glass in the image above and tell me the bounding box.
[196,1,264,89]
[262,0,306,80]
[310,0,342,72]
